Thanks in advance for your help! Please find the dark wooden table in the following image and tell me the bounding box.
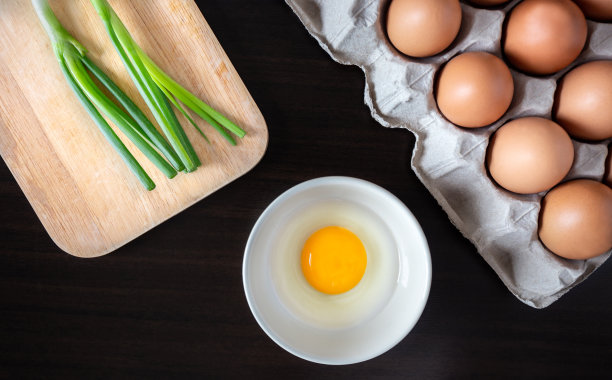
[1,1,611,378]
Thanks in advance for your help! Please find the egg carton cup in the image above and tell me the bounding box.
[286,0,612,308]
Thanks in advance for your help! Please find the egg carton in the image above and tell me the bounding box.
[285,0,612,308]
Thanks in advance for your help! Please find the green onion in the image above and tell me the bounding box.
[32,0,181,190]
[64,54,178,179]
[33,0,247,189]
[81,56,185,171]
[90,0,199,172]
[89,0,246,151]
[158,84,210,144]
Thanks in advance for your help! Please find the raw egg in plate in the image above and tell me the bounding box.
[243,177,431,364]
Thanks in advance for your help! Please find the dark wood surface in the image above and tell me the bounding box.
[1,0,611,378]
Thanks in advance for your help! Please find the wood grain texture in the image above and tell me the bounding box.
[0,0,268,257]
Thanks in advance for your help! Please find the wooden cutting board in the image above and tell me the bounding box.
[0,0,268,258]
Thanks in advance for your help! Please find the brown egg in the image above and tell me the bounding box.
[436,52,514,128]
[487,117,574,194]
[573,0,612,22]
[503,0,587,75]
[539,179,612,260]
[468,0,510,6]
[553,61,612,141]
[606,145,612,187]
[386,0,462,58]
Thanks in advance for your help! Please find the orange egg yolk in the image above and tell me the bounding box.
[300,226,367,295]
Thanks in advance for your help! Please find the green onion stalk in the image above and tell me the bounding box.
[32,0,184,190]
[89,0,246,169]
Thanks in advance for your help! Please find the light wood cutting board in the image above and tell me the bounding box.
[0,0,268,257]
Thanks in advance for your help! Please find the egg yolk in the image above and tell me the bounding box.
[300,226,367,295]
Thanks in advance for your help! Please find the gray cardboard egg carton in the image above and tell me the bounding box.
[286,0,612,308]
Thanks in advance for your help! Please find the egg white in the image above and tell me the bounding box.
[270,198,398,330]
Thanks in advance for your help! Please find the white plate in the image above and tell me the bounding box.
[242,177,431,365]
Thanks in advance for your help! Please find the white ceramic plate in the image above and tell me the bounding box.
[243,177,431,365]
